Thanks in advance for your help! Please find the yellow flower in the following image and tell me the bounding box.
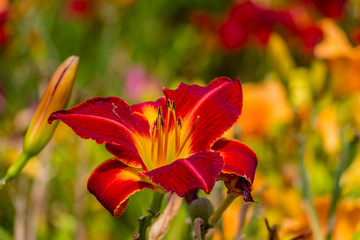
[314,106,340,156]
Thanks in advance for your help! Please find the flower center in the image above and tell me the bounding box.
[151,100,199,168]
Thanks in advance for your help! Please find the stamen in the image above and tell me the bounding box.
[151,119,157,168]
[171,102,180,153]
[177,117,182,152]
[167,99,171,109]
[176,115,200,158]
[157,107,164,167]
[158,106,162,117]
[164,101,171,164]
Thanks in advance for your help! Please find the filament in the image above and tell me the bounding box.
[176,115,199,158]
[163,100,171,164]
[156,107,164,167]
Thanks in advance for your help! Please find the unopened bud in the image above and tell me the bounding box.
[24,56,79,156]
[1,56,78,184]
[189,198,214,227]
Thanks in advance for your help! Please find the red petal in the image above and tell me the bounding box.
[143,151,224,196]
[163,78,243,154]
[87,159,156,217]
[105,142,146,170]
[49,97,149,169]
[213,138,257,202]
[238,178,254,202]
[220,19,248,49]
[212,138,257,184]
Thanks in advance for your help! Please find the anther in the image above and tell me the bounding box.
[154,119,158,131]
[158,107,162,117]
[178,118,182,129]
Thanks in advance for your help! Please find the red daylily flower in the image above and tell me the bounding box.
[48,77,257,217]
[219,1,323,51]
[303,0,347,19]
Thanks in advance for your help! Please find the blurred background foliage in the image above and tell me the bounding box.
[1,0,360,239]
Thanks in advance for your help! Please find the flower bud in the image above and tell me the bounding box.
[1,56,78,185]
[189,197,214,227]
[23,56,79,156]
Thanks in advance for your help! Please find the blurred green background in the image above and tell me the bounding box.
[1,0,360,239]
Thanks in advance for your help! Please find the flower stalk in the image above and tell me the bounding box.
[208,193,239,227]
[133,191,164,240]
[326,131,357,240]
[298,142,323,240]
[148,193,183,240]
[1,152,30,185]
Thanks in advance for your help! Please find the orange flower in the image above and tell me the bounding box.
[237,79,292,138]
[315,19,360,97]
[292,196,360,240]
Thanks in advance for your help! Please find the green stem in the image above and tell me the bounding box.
[136,191,164,240]
[326,135,356,240]
[1,152,32,185]
[298,145,323,240]
[208,193,238,227]
[150,191,164,212]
